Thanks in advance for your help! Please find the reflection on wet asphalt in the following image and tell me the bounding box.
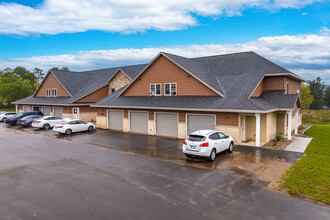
[3,124,303,170]
[1,123,328,220]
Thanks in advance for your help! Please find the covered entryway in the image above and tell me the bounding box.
[72,107,80,119]
[155,112,178,138]
[42,106,51,116]
[108,110,124,130]
[186,114,215,135]
[32,106,40,111]
[129,111,148,134]
[53,107,63,117]
[23,105,30,112]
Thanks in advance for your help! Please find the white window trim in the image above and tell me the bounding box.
[150,83,161,96]
[46,89,51,97]
[164,83,177,96]
[52,88,57,97]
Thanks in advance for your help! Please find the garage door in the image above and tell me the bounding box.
[130,111,148,133]
[155,113,178,137]
[108,110,123,130]
[23,105,30,112]
[187,114,215,134]
[53,107,63,117]
[42,106,51,116]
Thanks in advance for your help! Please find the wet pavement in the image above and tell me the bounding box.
[0,123,329,219]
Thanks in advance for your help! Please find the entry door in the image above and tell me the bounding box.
[241,115,246,141]
[73,108,80,119]
[33,106,40,111]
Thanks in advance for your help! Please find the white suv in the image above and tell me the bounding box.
[32,116,67,130]
[182,130,234,161]
[0,112,17,122]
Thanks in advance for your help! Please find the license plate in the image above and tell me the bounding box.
[190,145,196,149]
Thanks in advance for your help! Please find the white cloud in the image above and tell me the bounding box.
[302,12,308,15]
[1,34,329,83]
[321,27,330,35]
[0,0,323,35]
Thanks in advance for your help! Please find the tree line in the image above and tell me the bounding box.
[0,66,69,108]
[302,77,330,110]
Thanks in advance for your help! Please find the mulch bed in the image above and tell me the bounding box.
[261,138,292,150]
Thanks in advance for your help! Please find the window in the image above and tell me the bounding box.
[52,88,57,97]
[286,82,289,94]
[219,132,227,139]
[46,89,51,97]
[111,88,115,93]
[150,84,161,96]
[209,133,220,140]
[165,83,177,96]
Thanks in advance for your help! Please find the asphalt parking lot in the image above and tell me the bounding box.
[0,124,329,219]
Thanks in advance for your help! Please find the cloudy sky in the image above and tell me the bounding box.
[0,0,329,83]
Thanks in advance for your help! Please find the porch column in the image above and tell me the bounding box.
[241,115,246,141]
[287,111,292,140]
[15,104,18,113]
[294,112,298,135]
[255,113,260,147]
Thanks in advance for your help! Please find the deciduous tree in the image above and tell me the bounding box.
[308,77,325,110]
[301,83,314,109]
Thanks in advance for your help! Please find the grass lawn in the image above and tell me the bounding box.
[302,110,330,124]
[282,124,330,204]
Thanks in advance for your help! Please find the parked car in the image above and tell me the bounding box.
[0,112,17,122]
[182,130,234,162]
[6,111,44,125]
[54,119,95,135]
[17,115,44,127]
[32,116,67,130]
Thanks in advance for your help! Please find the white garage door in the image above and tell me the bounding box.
[53,107,63,117]
[42,106,51,116]
[155,113,178,137]
[130,111,148,134]
[187,114,215,134]
[108,110,123,130]
[23,105,30,112]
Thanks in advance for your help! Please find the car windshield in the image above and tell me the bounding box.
[188,135,205,142]
[17,113,24,117]
[57,121,68,125]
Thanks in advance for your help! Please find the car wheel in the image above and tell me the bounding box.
[28,122,33,127]
[88,126,94,132]
[43,124,50,130]
[2,117,7,122]
[65,129,72,135]
[208,149,216,162]
[227,142,234,153]
[185,154,193,158]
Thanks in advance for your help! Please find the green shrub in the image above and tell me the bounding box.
[275,133,283,141]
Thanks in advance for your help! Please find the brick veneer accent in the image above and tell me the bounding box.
[35,72,70,97]
[122,55,218,96]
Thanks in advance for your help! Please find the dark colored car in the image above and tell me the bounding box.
[6,111,44,126]
[17,115,44,127]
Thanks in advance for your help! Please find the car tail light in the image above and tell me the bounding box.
[58,126,63,128]
[183,140,187,145]
[199,142,209,147]
[36,121,41,124]
[21,120,26,122]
